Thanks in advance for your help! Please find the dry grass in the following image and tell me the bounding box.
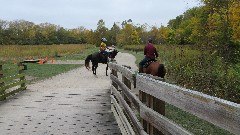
[0,44,93,63]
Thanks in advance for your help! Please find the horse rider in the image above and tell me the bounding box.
[99,37,111,63]
[139,38,158,73]
[99,38,109,55]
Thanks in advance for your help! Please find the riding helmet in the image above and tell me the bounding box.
[101,38,107,43]
[148,38,153,43]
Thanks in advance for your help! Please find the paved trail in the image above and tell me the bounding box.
[0,52,137,135]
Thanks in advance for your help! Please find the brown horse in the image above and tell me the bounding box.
[142,61,166,78]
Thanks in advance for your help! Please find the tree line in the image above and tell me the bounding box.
[0,0,239,62]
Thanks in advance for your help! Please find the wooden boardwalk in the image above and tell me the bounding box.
[0,64,121,135]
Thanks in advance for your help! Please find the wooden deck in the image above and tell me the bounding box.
[0,65,121,135]
[0,89,120,135]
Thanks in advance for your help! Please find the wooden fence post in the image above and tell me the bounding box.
[122,76,131,107]
[139,82,165,135]
[139,91,148,132]
[18,63,26,89]
[112,69,118,89]
[152,96,165,135]
[146,93,151,134]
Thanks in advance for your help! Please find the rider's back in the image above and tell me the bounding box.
[144,43,157,60]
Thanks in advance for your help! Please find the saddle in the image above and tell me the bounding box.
[143,59,157,68]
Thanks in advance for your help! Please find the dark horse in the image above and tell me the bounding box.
[142,60,166,78]
[85,49,118,76]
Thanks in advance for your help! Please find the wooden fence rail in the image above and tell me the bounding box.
[0,63,27,101]
[109,62,240,135]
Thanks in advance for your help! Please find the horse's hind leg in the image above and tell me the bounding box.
[92,67,94,75]
[93,63,98,75]
[92,65,96,75]
[106,64,108,76]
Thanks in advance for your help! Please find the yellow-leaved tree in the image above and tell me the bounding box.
[229,1,240,43]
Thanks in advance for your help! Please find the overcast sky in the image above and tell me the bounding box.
[0,0,201,30]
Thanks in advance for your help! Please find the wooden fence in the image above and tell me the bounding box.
[0,63,27,101]
[109,62,240,135]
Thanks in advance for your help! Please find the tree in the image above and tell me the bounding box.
[131,30,141,45]
[229,0,240,43]
[157,26,171,44]
[228,0,240,62]
[136,23,148,44]
[168,15,183,30]
[148,26,159,44]
[200,0,239,63]
[0,20,7,44]
[108,22,121,45]
[55,27,67,44]
[116,23,134,45]
[95,19,108,45]
[0,20,9,44]
[121,20,127,28]
[85,29,95,45]
[127,19,133,23]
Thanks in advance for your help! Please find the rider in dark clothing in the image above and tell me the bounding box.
[139,39,158,73]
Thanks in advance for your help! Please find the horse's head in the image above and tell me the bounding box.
[109,49,118,59]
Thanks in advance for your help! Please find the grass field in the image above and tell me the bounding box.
[0,44,98,83]
[0,44,95,63]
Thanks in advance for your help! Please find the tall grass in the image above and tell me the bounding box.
[120,45,236,134]
[158,45,240,103]
[0,44,94,63]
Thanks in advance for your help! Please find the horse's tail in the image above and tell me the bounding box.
[158,64,166,78]
[85,54,92,70]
